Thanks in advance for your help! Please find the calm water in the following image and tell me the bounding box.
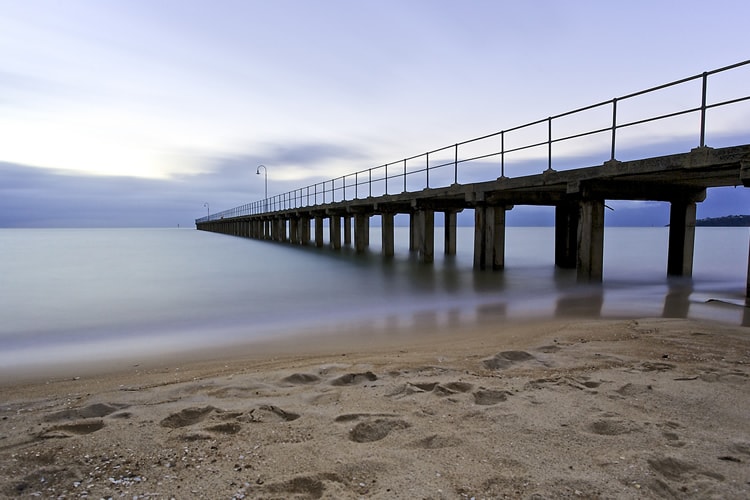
[1,227,748,375]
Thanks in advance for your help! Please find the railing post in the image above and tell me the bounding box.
[700,72,708,148]
[403,159,407,193]
[355,172,358,199]
[342,175,346,202]
[426,152,430,188]
[323,181,326,204]
[453,144,458,184]
[547,117,553,172]
[610,98,617,161]
[369,168,373,197]
[500,130,505,178]
[384,164,387,195]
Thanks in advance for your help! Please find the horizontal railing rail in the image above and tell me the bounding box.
[197,60,750,223]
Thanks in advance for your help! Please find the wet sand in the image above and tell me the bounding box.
[1,317,749,499]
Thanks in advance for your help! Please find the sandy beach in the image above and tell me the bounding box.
[1,317,749,499]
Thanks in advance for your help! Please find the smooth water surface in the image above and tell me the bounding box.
[0,227,747,373]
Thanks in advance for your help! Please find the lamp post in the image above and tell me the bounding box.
[203,202,209,220]
[256,164,268,212]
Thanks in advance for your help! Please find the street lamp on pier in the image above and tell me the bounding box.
[203,202,209,220]
[256,164,268,212]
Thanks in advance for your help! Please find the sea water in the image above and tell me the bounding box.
[0,227,747,375]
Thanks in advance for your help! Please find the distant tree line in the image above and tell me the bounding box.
[695,215,750,227]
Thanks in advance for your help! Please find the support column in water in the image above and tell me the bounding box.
[416,209,434,263]
[344,215,352,245]
[576,199,605,282]
[299,216,310,245]
[314,216,324,248]
[354,213,369,253]
[667,201,697,277]
[409,212,418,252]
[555,203,579,269]
[473,206,507,270]
[444,211,457,256]
[382,212,395,258]
[290,217,299,244]
[330,215,341,250]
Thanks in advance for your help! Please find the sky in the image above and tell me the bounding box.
[1,0,748,228]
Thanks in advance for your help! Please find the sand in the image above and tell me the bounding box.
[1,317,749,499]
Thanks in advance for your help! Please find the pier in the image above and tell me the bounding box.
[197,61,750,297]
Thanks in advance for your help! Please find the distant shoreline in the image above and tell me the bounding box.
[695,214,750,227]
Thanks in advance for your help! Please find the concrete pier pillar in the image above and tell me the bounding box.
[416,209,434,263]
[299,217,310,245]
[409,212,418,251]
[555,203,579,269]
[444,211,457,256]
[576,199,605,282]
[344,216,352,245]
[382,212,395,257]
[354,213,369,253]
[314,216,324,248]
[330,216,341,249]
[667,201,697,277]
[290,218,299,244]
[279,219,287,242]
[473,206,506,270]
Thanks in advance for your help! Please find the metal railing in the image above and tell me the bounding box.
[197,60,750,223]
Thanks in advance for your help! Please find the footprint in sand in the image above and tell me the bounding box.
[160,406,217,428]
[239,405,300,423]
[205,422,242,434]
[330,372,377,386]
[283,373,321,385]
[637,361,675,372]
[414,381,474,396]
[349,419,411,443]
[473,389,512,405]
[260,473,344,498]
[615,383,652,397]
[44,403,130,422]
[410,434,462,449]
[482,351,535,370]
[334,413,399,423]
[586,419,639,436]
[647,456,725,481]
[38,420,105,438]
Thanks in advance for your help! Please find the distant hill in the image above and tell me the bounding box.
[696,215,750,227]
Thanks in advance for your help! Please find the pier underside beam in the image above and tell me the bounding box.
[667,201,697,277]
[576,199,605,282]
[555,203,579,269]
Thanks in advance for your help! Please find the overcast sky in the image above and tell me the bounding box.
[1,0,748,228]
